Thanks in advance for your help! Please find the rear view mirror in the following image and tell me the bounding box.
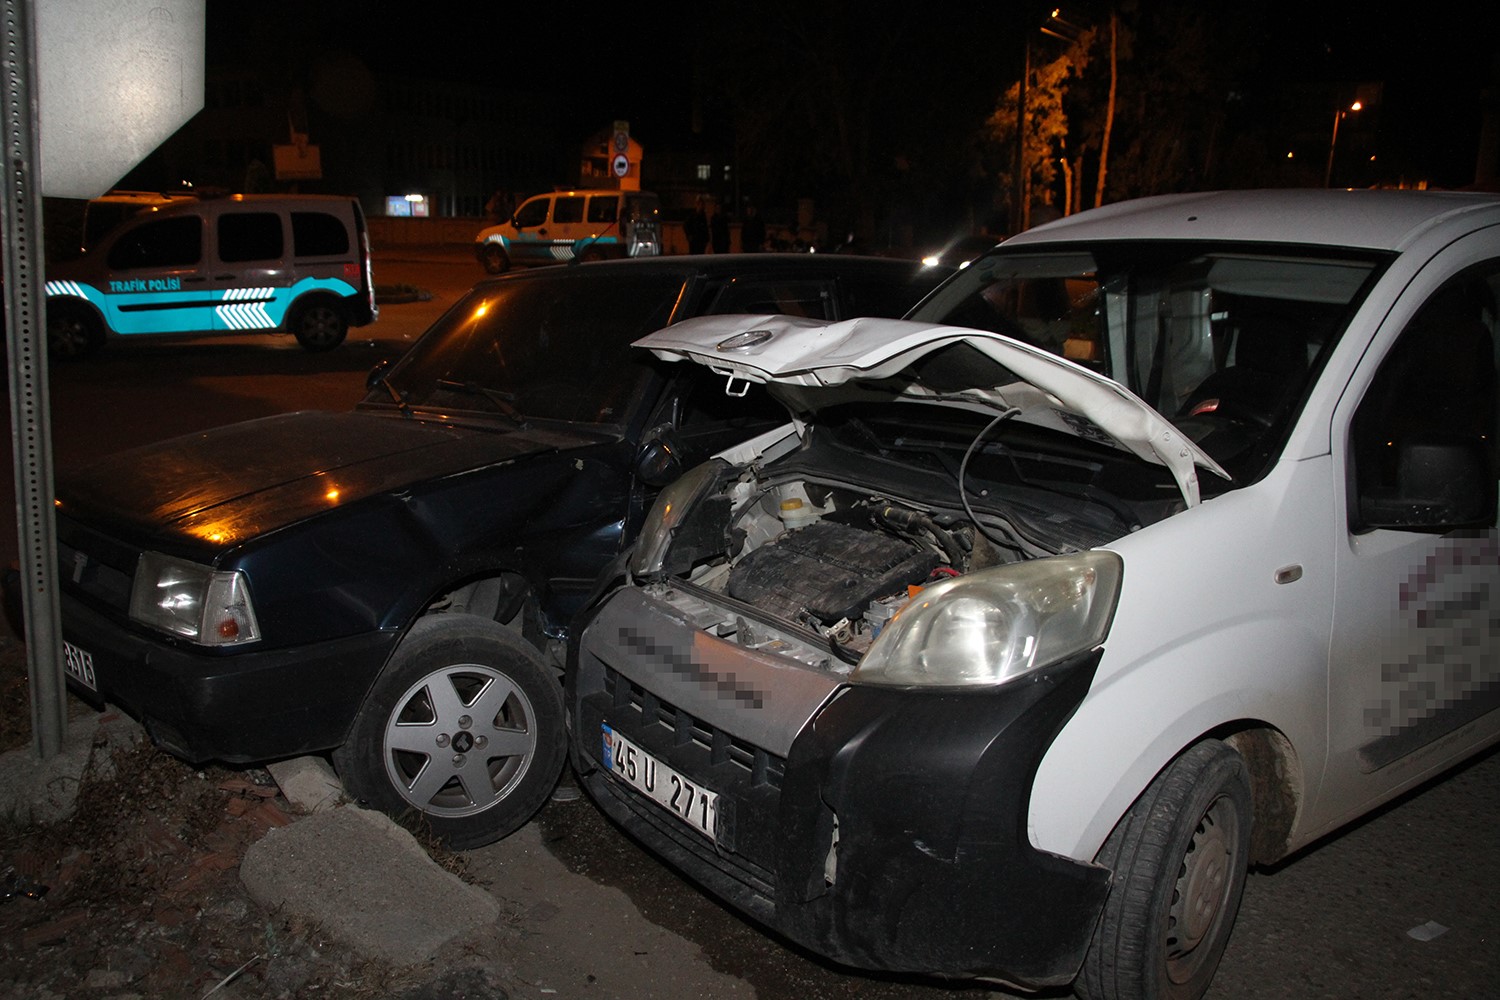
[635,425,685,487]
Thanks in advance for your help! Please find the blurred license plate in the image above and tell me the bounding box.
[62,640,97,691]
[602,723,717,841]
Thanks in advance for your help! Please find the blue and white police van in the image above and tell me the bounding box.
[44,192,378,359]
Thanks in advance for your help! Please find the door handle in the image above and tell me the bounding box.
[214,274,237,281]
[181,276,207,284]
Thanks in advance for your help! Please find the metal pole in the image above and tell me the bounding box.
[2,0,67,758]
[1324,108,1343,188]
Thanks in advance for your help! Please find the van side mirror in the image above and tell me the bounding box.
[636,425,685,487]
[1358,436,1497,532]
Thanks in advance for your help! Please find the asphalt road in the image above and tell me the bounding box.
[4,249,1496,999]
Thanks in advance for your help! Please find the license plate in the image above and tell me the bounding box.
[602,723,718,841]
[62,640,97,692]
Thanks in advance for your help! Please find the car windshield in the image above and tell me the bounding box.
[910,242,1387,481]
[365,271,684,425]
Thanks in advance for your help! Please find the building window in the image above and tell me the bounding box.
[696,164,711,181]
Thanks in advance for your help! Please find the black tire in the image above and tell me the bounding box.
[289,298,349,351]
[1076,740,1252,1000]
[480,243,510,274]
[577,246,606,263]
[46,301,104,361]
[332,614,566,849]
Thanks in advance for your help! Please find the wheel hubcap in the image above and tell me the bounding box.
[382,663,537,818]
[1166,793,1239,983]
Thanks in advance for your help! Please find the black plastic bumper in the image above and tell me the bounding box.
[569,624,1111,987]
[55,589,398,763]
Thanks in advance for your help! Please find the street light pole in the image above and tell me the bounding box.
[1325,101,1363,187]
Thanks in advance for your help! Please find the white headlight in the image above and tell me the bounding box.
[129,551,261,646]
[851,551,1122,687]
[630,459,731,578]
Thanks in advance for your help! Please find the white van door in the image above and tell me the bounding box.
[1322,254,1500,830]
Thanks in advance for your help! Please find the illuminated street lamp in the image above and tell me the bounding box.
[1325,100,1363,187]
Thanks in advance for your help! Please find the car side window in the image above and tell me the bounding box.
[106,215,202,270]
[587,196,618,224]
[291,211,350,256]
[554,197,586,224]
[513,198,549,228]
[706,280,835,319]
[217,212,284,263]
[1350,265,1500,531]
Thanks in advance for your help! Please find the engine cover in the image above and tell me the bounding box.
[727,520,940,624]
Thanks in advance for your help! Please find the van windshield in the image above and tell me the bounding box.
[365,271,685,426]
[910,242,1388,482]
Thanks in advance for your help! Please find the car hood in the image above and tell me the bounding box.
[636,314,1229,507]
[56,410,605,552]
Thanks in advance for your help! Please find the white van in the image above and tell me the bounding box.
[45,193,378,359]
[565,190,1500,1000]
[475,189,661,273]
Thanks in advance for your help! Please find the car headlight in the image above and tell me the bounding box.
[630,459,732,578]
[851,551,1122,687]
[129,551,261,646]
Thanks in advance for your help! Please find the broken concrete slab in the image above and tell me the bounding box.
[239,805,500,966]
[266,755,344,814]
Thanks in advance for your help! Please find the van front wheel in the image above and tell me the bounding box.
[1076,740,1252,1000]
[481,244,510,274]
[290,299,349,351]
[46,301,104,360]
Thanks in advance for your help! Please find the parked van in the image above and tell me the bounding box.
[44,193,378,359]
[475,189,661,273]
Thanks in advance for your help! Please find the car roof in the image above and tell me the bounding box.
[1005,189,1500,253]
[469,253,951,285]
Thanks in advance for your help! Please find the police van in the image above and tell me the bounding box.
[475,189,661,273]
[45,193,378,359]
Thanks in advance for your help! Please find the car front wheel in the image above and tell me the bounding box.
[332,614,566,849]
[1076,739,1252,1000]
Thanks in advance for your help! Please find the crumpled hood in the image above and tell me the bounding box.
[636,314,1230,506]
[56,410,596,552]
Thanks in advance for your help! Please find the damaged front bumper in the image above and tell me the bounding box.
[566,584,1111,987]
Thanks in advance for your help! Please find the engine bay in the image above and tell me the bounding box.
[660,473,1053,663]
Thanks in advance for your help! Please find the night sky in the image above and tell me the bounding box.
[207,1,1500,191]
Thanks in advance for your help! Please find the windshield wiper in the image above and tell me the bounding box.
[435,378,529,428]
[378,377,413,419]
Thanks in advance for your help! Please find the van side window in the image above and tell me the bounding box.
[106,216,202,270]
[218,212,284,262]
[1350,266,1500,530]
[587,197,618,224]
[513,198,548,227]
[554,197,585,224]
[291,211,350,256]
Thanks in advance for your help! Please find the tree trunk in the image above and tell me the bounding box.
[1094,9,1118,208]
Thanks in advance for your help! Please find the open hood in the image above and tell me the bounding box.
[638,314,1230,507]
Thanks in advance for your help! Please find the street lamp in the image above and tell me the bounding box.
[1325,100,1363,187]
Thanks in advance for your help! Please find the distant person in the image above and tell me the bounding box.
[740,203,766,253]
[484,190,512,223]
[684,200,709,254]
[710,205,731,254]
